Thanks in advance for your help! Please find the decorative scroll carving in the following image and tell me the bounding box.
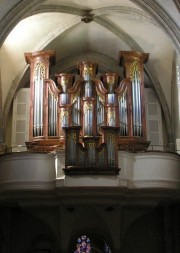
[129,61,141,81]
[34,62,45,79]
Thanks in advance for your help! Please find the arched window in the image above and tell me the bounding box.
[73,235,112,253]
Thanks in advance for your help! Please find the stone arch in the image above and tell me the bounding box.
[66,206,114,253]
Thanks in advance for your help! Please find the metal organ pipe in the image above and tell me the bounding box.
[36,77,40,136]
[132,78,136,136]
[97,95,104,134]
[122,94,125,135]
[136,71,142,136]
[135,76,138,135]
[33,65,44,137]
[48,89,58,136]
[135,75,139,136]
[119,92,128,136]
[54,97,57,135]
[119,97,122,135]
[125,93,128,135]
[33,80,37,136]
[48,95,51,135]
[49,94,52,135]
[72,96,80,126]
[84,103,93,136]
[85,80,92,97]
[132,71,142,136]
[52,95,55,134]
[40,78,44,136]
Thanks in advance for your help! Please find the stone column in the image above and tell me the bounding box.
[171,53,180,151]
[0,70,7,154]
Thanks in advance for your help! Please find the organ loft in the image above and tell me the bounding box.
[25,50,149,175]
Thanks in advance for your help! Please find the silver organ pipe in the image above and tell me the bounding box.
[53,97,55,134]
[36,77,39,136]
[107,94,115,104]
[85,80,92,97]
[72,96,80,126]
[77,96,80,125]
[33,80,37,136]
[40,78,43,136]
[97,95,104,133]
[54,97,57,135]
[84,102,93,136]
[119,91,128,136]
[132,70,142,136]
[61,94,69,104]
[135,73,139,136]
[48,90,57,136]
[132,78,136,135]
[136,71,142,136]
[33,64,44,137]
[125,93,128,134]
[48,95,51,135]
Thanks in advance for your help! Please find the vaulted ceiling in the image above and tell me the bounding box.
[0,0,179,143]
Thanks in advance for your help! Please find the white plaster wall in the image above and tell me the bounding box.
[132,152,180,188]
[118,151,180,189]
[0,151,180,191]
[0,152,56,191]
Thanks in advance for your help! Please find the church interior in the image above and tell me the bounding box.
[0,0,180,252]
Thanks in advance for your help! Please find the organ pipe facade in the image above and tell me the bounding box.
[25,50,149,173]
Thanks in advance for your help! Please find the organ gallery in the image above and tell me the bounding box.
[25,50,149,175]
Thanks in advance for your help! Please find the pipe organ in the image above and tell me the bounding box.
[25,50,149,174]
[119,51,149,149]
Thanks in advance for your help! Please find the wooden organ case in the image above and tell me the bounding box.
[25,50,149,175]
